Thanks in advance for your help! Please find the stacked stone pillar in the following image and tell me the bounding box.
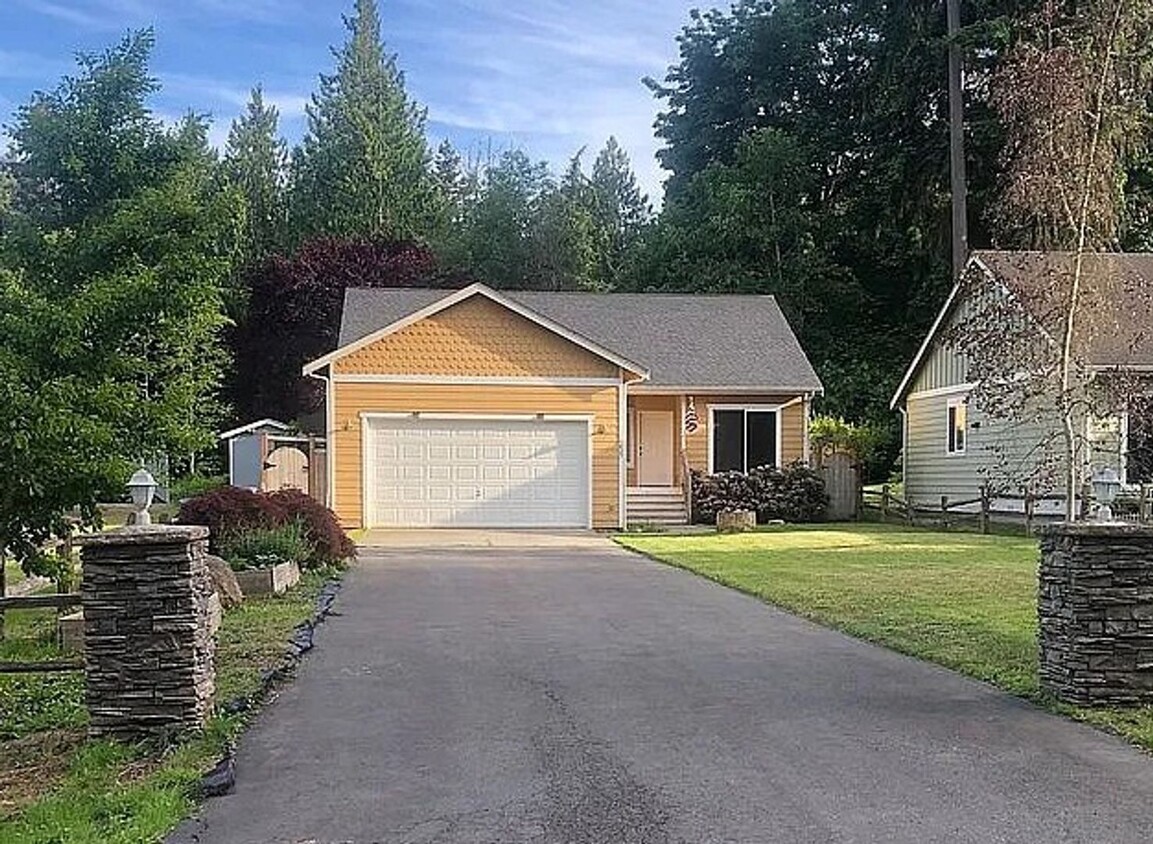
[81,526,217,741]
[1039,523,1153,706]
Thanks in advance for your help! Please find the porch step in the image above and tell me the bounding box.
[626,487,689,526]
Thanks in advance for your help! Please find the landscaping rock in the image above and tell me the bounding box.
[205,554,244,608]
[234,560,300,597]
[717,509,756,533]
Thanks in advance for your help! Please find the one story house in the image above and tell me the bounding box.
[303,283,823,529]
[891,251,1153,511]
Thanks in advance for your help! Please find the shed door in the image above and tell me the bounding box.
[366,418,590,528]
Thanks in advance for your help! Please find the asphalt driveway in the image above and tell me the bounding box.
[171,539,1153,843]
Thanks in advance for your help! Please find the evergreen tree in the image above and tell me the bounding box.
[531,152,600,290]
[455,149,552,288]
[290,0,439,241]
[224,86,288,263]
[589,137,650,288]
[432,139,471,221]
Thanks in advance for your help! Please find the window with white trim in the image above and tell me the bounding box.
[711,408,778,472]
[947,398,967,455]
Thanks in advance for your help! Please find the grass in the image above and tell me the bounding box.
[3,560,28,590]
[0,567,342,842]
[617,522,1153,751]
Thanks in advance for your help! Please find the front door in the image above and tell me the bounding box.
[637,410,674,486]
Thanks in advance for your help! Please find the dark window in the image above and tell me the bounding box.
[747,412,777,470]
[712,409,778,473]
[947,400,967,455]
[713,410,745,472]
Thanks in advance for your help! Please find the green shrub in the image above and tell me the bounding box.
[219,521,312,571]
[169,473,227,502]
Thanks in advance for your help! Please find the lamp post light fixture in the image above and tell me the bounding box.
[1091,467,1123,523]
[127,467,158,527]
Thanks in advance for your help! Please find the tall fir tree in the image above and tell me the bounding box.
[589,137,650,289]
[290,0,439,241]
[223,86,288,265]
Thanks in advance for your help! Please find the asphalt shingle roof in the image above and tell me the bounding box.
[337,287,824,392]
[974,251,1153,367]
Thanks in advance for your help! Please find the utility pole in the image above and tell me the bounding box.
[947,0,969,279]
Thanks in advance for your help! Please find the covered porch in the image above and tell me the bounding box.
[626,394,691,526]
[623,390,809,526]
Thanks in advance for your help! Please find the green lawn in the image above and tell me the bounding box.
[3,560,27,590]
[617,523,1153,749]
[0,568,342,841]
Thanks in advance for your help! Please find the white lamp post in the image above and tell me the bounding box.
[127,467,158,526]
[1091,467,1123,523]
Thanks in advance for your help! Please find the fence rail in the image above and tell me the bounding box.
[0,592,81,611]
[861,483,1153,535]
[0,659,83,674]
[0,591,83,674]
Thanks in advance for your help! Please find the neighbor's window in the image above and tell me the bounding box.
[712,408,778,473]
[947,398,967,455]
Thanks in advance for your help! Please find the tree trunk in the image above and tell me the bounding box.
[1059,0,1125,520]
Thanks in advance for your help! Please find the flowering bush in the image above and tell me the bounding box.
[691,463,828,524]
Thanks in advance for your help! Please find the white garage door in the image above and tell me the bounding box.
[366,417,591,528]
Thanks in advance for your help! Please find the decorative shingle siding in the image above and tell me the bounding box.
[334,296,618,379]
[333,383,621,529]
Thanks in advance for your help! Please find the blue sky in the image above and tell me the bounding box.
[0,0,698,199]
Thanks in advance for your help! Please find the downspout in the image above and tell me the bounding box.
[802,393,813,465]
[899,405,909,492]
[306,366,335,511]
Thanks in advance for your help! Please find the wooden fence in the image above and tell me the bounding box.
[0,591,83,673]
[0,525,82,673]
[862,484,1153,535]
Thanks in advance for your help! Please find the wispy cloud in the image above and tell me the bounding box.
[394,0,688,195]
[2,0,692,197]
[0,48,66,81]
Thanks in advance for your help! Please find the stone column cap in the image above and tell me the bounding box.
[79,525,210,546]
[1040,522,1153,538]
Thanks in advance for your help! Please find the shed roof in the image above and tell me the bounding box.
[333,286,824,392]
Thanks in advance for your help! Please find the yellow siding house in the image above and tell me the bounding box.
[304,283,822,529]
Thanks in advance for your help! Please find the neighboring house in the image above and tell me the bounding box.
[302,283,823,529]
[891,251,1153,511]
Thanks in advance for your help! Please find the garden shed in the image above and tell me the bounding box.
[220,419,328,503]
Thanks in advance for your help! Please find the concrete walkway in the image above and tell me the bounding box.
[171,543,1153,843]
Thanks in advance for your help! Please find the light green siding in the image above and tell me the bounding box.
[904,390,1066,507]
[909,303,970,395]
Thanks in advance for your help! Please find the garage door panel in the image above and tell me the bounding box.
[366,417,589,528]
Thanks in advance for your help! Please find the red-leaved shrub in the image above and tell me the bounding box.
[176,486,285,551]
[266,489,355,566]
[177,486,354,568]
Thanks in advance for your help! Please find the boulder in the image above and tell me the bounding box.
[205,554,244,608]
